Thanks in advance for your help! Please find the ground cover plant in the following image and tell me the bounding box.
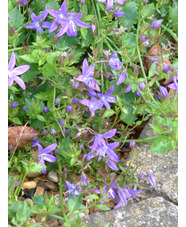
[8,0,178,226]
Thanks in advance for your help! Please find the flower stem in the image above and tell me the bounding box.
[161,24,178,43]
[57,156,69,223]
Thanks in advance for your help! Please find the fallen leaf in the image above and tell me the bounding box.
[145,45,172,73]
[8,126,40,149]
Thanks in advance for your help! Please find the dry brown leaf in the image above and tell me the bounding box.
[145,44,172,73]
[8,126,40,149]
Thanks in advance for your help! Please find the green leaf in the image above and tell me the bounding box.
[80,27,88,39]
[149,124,164,134]
[95,204,110,211]
[86,194,99,200]
[120,2,138,27]
[148,62,158,77]
[9,8,24,28]
[27,162,45,173]
[66,195,83,215]
[148,136,172,154]
[102,109,115,118]
[36,114,46,122]
[21,64,40,83]
[169,2,178,32]
[19,54,38,63]
[141,3,154,19]
[11,117,22,125]
[16,201,30,222]
[32,196,45,208]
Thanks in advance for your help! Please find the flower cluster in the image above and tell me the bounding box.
[85,129,120,171]
[32,138,57,174]
[95,179,142,209]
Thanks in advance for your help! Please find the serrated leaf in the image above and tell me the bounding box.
[32,196,45,208]
[120,2,138,27]
[66,195,83,215]
[148,136,172,154]
[141,3,154,19]
[16,201,30,222]
[9,8,24,28]
[102,109,115,118]
[150,124,164,134]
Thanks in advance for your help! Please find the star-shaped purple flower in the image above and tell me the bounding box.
[109,52,122,70]
[47,1,68,33]
[97,86,117,109]
[65,181,82,200]
[24,10,52,34]
[32,139,57,174]
[79,97,103,117]
[97,0,126,11]
[76,59,100,91]
[8,51,30,90]
[54,1,91,37]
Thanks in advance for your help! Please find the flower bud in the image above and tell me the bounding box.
[50,129,56,135]
[66,105,72,113]
[150,19,163,29]
[55,98,60,105]
[159,86,168,98]
[11,102,18,109]
[43,107,49,113]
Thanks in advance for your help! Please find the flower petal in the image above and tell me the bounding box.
[106,0,114,11]
[42,142,57,154]
[74,19,91,28]
[13,76,26,90]
[43,154,57,162]
[56,22,69,37]
[42,22,52,28]
[11,65,30,77]
[102,128,117,138]
[8,51,16,71]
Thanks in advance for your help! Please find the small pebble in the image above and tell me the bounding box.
[47,171,59,183]
[42,219,59,227]
[22,181,37,189]
[23,188,36,198]
[25,198,34,206]
[26,172,41,178]
[34,186,45,197]
[44,181,58,192]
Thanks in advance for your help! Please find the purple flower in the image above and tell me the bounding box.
[138,82,146,91]
[24,10,52,34]
[106,159,119,171]
[114,186,142,209]
[114,6,126,18]
[50,129,56,135]
[21,0,27,5]
[95,179,118,202]
[43,129,48,135]
[147,172,156,188]
[66,105,72,113]
[32,140,57,174]
[159,86,168,98]
[167,75,178,93]
[144,0,148,3]
[47,1,68,33]
[23,106,27,112]
[129,139,135,148]
[79,97,103,117]
[76,59,100,91]
[55,98,60,104]
[72,81,79,89]
[163,63,171,73]
[150,19,163,29]
[79,143,84,149]
[97,86,117,109]
[109,53,122,70]
[87,90,98,98]
[11,101,18,109]
[72,97,79,104]
[55,150,59,156]
[65,181,82,199]
[116,71,127,85]
[97,0,126,11]
[55,1,91,37]
[97,142,120,162]
[8,51,30,90]
[58,120,64,125]
[91,23,96,34]
[43,107,49,113]
[140,34,150,46]
[124,84,132,94]
[81,172,88,186]
[64,129,71,135]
